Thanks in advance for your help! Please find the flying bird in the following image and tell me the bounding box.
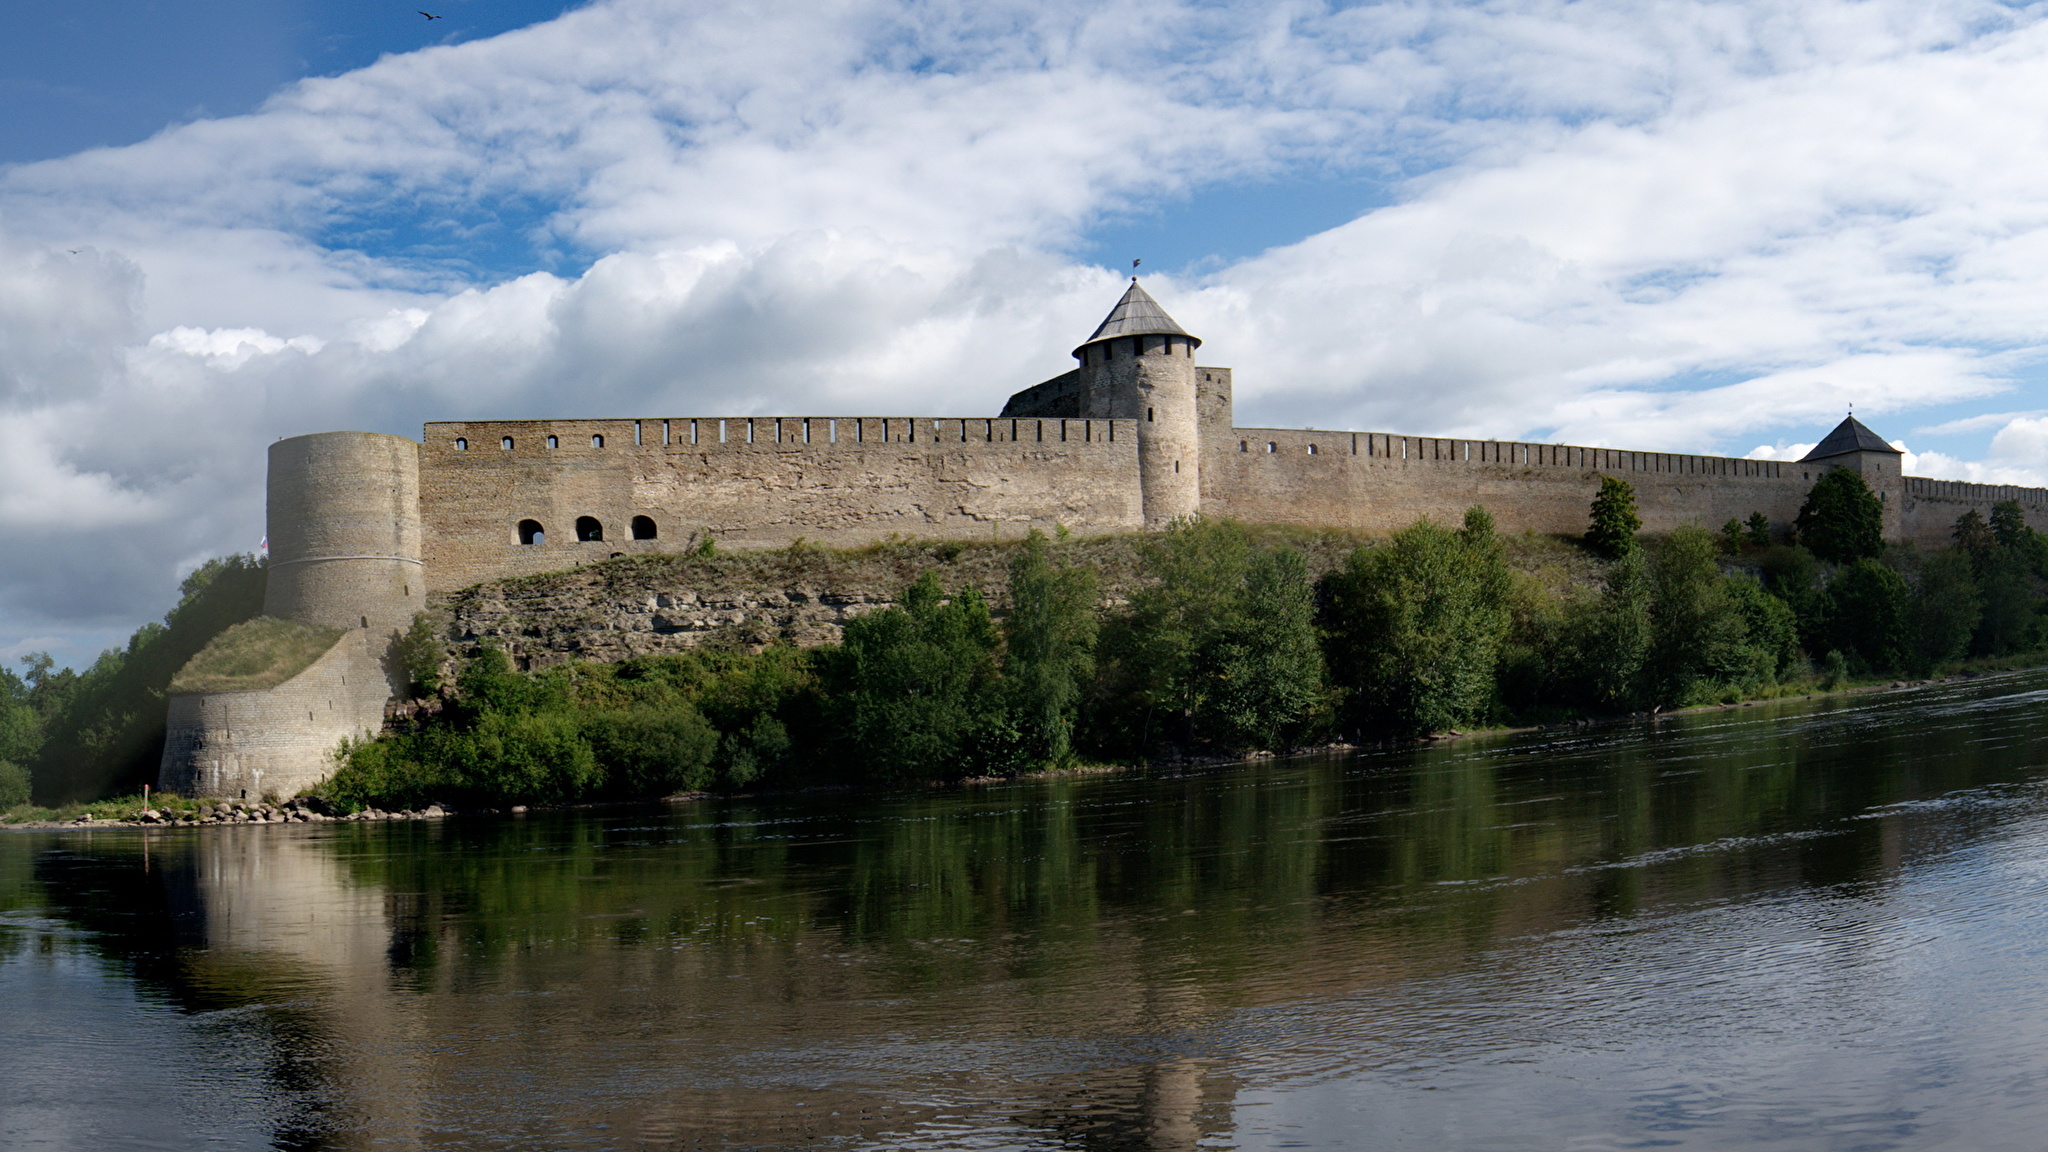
[418,10,443,19]
[1132,258,1141,269]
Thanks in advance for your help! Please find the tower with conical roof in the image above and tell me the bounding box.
[1801,413,1904,537]
[1070,280,1204,526]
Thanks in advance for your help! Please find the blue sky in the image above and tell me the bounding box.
[7,0,2048,669]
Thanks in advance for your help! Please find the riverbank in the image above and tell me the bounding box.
[14,658,2043,832]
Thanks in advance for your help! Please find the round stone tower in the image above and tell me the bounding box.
[1071,280,1202,527]
[263,431,424,635]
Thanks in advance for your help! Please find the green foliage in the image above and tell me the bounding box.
[1585,476,1641,559]
[1571,548,1654,708]
[1970,552,2039,656]
[1823,559,1909,672]
[1905,549,1982,675]
[0,761,28,810]
[31,555,267,804]
[392,612,446,697]
[820,571,1011,783]
[1002,530,1098,768]
[1322,511,1511,737]
[1719,519,1745,554]
[0,666,39,768]
[1745,512,1773,548]
[1953,509,1994,559]
[581,706,720,795]
[1795,469,1885,564]
[1641,527,1773,706]
[1093,518,1326,755]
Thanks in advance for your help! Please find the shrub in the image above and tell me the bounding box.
[1092,518,1326,755]
[0,762,28,810]
[1795,469,1884,564]
[392,612,446,697]
[582,705,719,795]
[1585,477,1641,559]
[1002,530,1098,768]
[820,571,1008,783]
[169,617,344,694]
[1322,511,1511,737]
[1642,526,1769,706]
[1823,559,1909,673]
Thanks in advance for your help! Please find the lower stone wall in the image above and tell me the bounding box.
[158,632,394,800]
[419,417,1143,594]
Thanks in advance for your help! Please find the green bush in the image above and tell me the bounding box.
[1905,549,1981,674]
[1092,518,1326,755]
[0,761,28,810]
[820,571,1009,783]
[1002,530,1098,768]
[1824,559,1909,673]
[582,705,719,795]
[392,612,447,697]
[1586,476,1641,559]
[1322,511,1510,737]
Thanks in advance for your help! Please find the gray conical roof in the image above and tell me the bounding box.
[1801,415,1900,460]
[1075,280,1199,353]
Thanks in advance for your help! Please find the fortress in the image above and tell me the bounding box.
[159,281,2048,799]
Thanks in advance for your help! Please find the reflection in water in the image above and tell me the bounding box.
[9,676,2048,1149]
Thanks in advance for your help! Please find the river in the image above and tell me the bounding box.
[8,674,2048,1150]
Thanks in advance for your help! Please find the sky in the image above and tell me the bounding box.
[8,0,2048,670]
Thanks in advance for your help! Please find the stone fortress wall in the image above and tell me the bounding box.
[156,280,2048,798]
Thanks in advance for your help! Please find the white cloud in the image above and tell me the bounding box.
[13,0,2048,652]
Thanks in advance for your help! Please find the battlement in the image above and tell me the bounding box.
[423,415,1134,453]
[1223,428,1791,478]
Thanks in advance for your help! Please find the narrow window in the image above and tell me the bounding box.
[518,520,544,545]
[1240,440,1248,452]
[1147,407,1154,422]
[547,435,559,449]
[634,422,643,446]
[1308,444,1318,455]
[1174,460,1180,473]
[1267,442,1277,453]
[592,434,604,448]
[454,438,467,450]
[502,437,514,450]
[631,515,657,540]
[575,516,604,542]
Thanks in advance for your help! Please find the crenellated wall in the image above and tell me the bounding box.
[419,416,1143,594]
[1900,477,2048,549]
[1204,430,1813,537]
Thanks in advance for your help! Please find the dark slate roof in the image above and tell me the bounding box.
[1076,280,1199,351]
[1801,415,1901,460]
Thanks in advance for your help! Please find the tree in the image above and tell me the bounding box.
[1568,547,1653,709]
[1795,469,1884,564]
[1822,559,1908,673]
[1322,510,1512,737]
[1719,519,1745,554]
[1905,549,1981,675]
[1953,509,1994,561]
[1990,500,2048,575]
[822,572,1008,783]
[1002,530,1098,768]
[1091,518,1325,755]
[1642,526,1766,706]
[1205,546,1327,751]
[1745,512,1773,549]
[1585,476,1641,559]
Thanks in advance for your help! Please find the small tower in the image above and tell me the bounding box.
[1071,280,1203,527]
[1801,414,1904,536]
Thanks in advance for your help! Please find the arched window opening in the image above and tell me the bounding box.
[1239,440,1248,452]
[501,437,514,450]
[1308,444,1318,455]
[518,520,544,546]
[631,515,657,540]
[1267,442,1277,453]
[592,434,605,448]
[546,435,559,449]
[576,516,604,542]
[454,438,467,450]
